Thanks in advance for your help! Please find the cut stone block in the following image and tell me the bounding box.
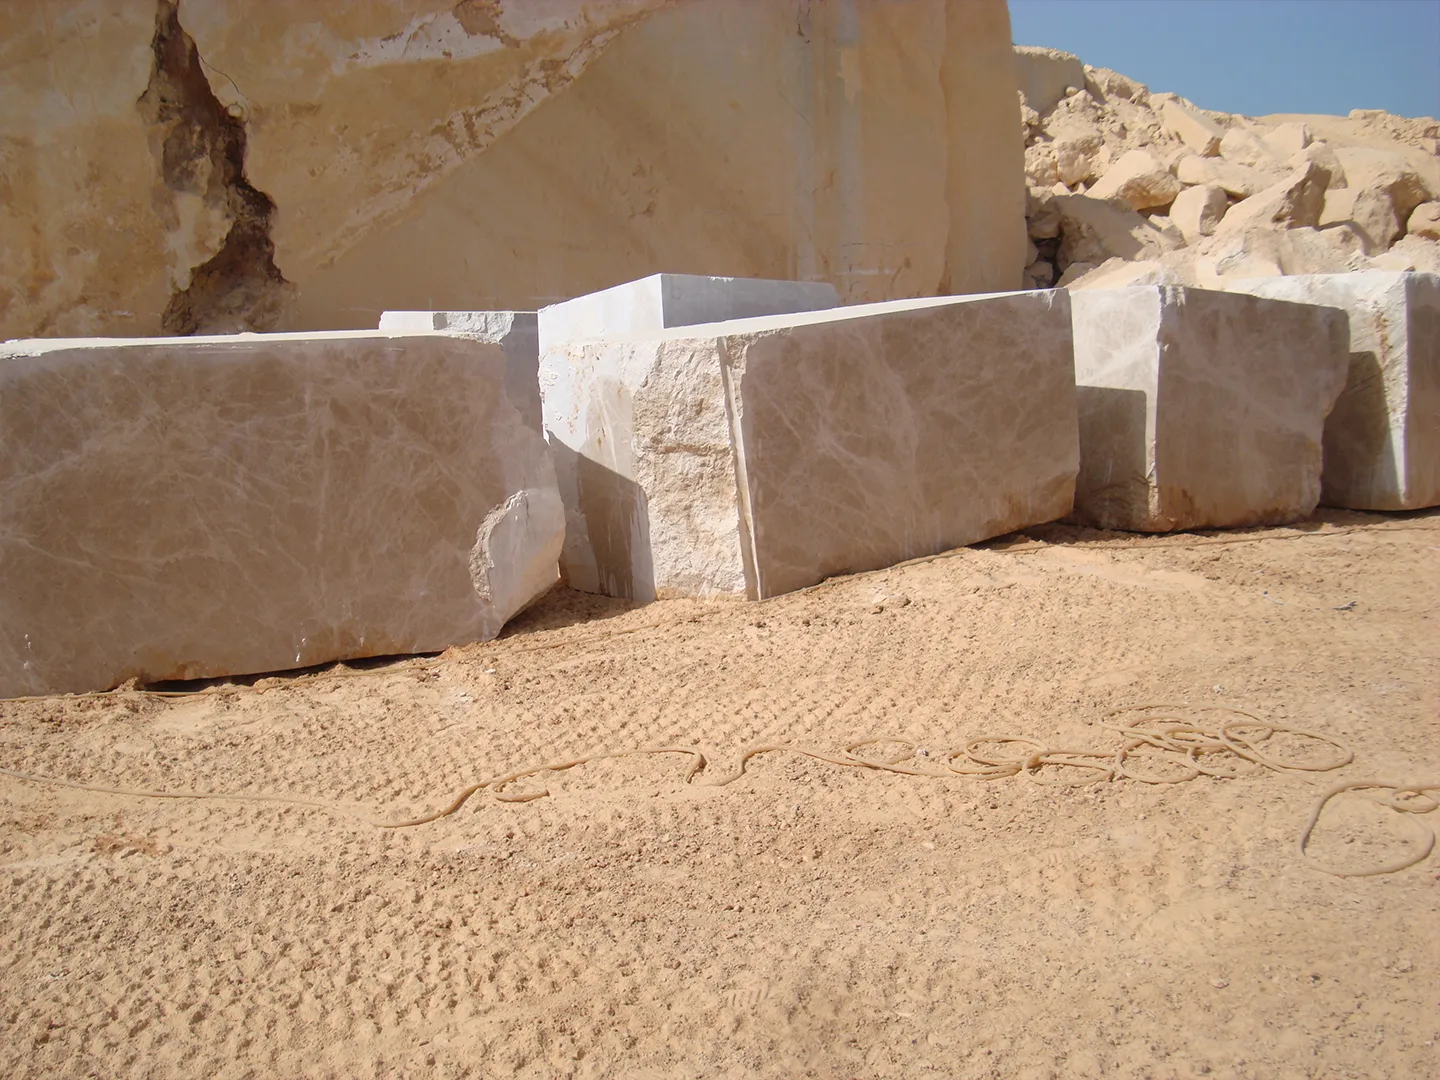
[541,292,1079,601]
[379,310,541,429]
[1070,286,1349,531]
[537,273,839,349]
[0,331,563,698]
[1222,272,1439,510]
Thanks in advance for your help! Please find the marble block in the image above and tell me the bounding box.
[536,274,840,350]
[1069,286,1349,532]
[1221,272,1439,510]
[379,310,541,430]
[0,331,563,698]
[541,292,1079,600]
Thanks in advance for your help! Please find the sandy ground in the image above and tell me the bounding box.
[1,509,1437,1079]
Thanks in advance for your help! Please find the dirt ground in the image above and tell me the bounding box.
[2,509,1437,1080]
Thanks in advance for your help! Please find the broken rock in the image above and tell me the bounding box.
[1407,202,1440,241]
[1216,161,1329,234]
[1159,99,1224,157]
[1069,286,1349,531]
[0,332,564,698]
[1223,272,1439,510]
[1169,184,1229,244]
[541,292,1080,600]
[1086,149,1182,211]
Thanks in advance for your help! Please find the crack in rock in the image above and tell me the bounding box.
[137,0,293,335]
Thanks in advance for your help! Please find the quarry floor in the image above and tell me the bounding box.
[2,509,1437,1080]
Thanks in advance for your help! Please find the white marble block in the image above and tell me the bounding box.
[1070,286,1350,532]
[536,274,840,350]
[379,309,541,428]
[541,292,1079,600]
[0,331,563,698]
[1222,272,1439,510]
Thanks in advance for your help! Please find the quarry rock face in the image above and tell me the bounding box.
[0,332,563,698]
[0,0,1025,340]
[542,291,1079,601]
[1070,286,1349,532]
[1224,272,1440,511]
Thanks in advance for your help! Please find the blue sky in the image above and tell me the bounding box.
[1008,0,1440,118]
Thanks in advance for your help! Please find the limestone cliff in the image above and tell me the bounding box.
[0,0,1025,338]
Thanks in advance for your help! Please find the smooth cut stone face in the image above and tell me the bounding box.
[723,293,1080,598]
[537,273,840,349]
[542,291,1080,601]
[1223,272,1439,511]
[1070,286,1350,531]
[0,332,563,698]
[378,310,542,431]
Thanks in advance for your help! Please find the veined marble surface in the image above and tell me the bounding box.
[1071,286,1350,531]
[0,331,562,697]
[542,290,1079,600]
[378,309,542,430]
[1223,272,1439,511]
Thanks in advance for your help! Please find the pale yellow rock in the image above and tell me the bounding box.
[1219,126,1282,168]
[1369,235,1440,275]
[1160,100,1224,157]
[1215,162,1328,235]
[1086,149,1182,211]
[1176,154,1287,198]
[1320,187,1402,253]
[1333,147,1434,223]
[0,332,564,698]
[0,0,1026,339]
[1013,45,1086,116]
[1054,193,1183,270]
[1025,143,1061,187]
[1084,66,1148,105]
[1407,202,1440,241]
[1169,184,1229,244]
[1262,121,1312,158]
[1288,140,1347,188]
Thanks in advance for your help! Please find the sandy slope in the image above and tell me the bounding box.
[1,509,1437,1079]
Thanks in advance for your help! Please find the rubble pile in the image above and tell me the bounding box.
[1014,46,1440,291]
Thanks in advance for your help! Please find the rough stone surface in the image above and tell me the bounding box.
[2,0,1026,339]
[0,332,563,698]
[1159,100,1224,157]
[1170,184,1229,244]
[378,310,541,428]
[1086,149,1181,211]
[1216,162,1329,235]
[541,292,1079,600]
[1408,202,1440,241]
[1014,46,1086,116]
[1320,186,1403,254]
[1069,286,1349,531]
[1223,272,1440,510]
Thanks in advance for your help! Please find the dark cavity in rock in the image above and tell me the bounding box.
[138,0,293,334]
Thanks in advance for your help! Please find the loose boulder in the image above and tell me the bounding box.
[541,290,1080,600]
[1224,272,1439,510]
[0,332,564,698]
[1069,286,1349,531]
[1086,149,1182,211]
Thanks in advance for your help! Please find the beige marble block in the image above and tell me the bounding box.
[1070,286,1349,532]
[1222,272,1439,510]
[0,332,562,698]
[541,292,1079,600]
